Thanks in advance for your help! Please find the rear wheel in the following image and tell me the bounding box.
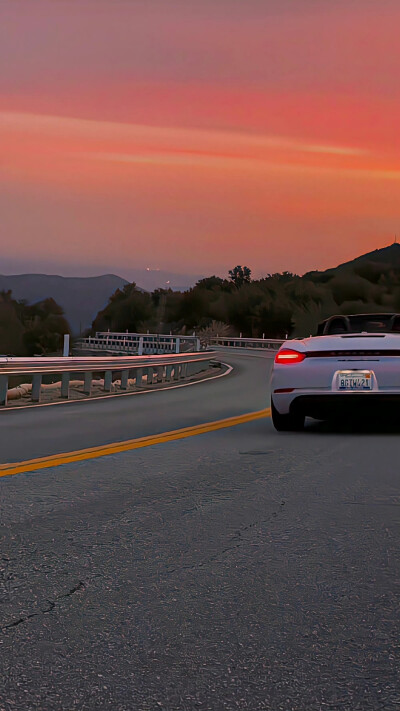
[271,399,305,432]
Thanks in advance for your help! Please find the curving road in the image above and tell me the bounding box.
[0,351,269,464]
[0,350,399,711]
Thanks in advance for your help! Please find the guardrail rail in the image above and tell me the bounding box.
[210,337,284,351]
[75,332,201,355]
[0,351,217,407]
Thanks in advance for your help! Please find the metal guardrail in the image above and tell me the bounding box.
[0,351,216,407]
[76,332,201,355]
[210,337,284,350]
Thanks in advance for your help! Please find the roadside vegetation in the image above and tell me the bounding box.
[91,253,400,340]
[0,290,70,356]
[3,247,400,355]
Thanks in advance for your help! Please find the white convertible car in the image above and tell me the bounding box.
[271,313,400,431]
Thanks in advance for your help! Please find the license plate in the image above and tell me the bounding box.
[337,371,373,391]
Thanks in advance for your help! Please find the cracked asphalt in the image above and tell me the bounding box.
[1,351,400,710]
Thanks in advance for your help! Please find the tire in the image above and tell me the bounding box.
[271,399,305,432]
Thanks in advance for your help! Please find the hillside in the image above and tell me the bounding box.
[0,273,128,334]
[305,243,400,280]
[334,243,400,270]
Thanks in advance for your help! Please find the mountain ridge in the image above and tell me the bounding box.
[0,272,129,334]
[303,243,400,279]
[333,243,400,270]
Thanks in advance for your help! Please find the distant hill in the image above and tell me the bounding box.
[124,268,204,292]
[304,243,400,281]
[333,243,400,271]
[0,273,129,334]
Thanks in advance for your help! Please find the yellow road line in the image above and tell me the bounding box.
[0,408,271,478]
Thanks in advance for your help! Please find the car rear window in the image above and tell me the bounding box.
[347,315,394,333]
[318,314,400,335]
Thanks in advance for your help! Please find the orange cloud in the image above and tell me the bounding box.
[2,89,400,276]
[0,110,381,189]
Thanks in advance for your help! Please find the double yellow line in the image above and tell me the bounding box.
[0,408,271,478]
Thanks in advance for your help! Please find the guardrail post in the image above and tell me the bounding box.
[0,375,8,406]
[173,364,180,381]
[138,336,144,356]
[121,369,129,390]
[31,374,42,403]
[63,334,70,357]
[180,363,187,379]
[193,361,203,376]
[61,372,70,398]
[83,372,92,396]
[175,337,180,353]
[166,365,173,382]
[104,370,113,392]
[135,368,143,387]
[157,365,164,383]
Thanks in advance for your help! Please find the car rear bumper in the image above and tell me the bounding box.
[289,393,400,420]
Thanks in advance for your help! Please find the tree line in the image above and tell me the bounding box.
[92,260,400,341]
[0,290,70,356]
[3,258,400,356]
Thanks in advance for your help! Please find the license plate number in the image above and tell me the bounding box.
[337,371,373,391]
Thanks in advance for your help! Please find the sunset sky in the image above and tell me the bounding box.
[2,0,400,280]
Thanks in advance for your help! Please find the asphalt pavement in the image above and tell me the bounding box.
[0,351,269,464]
[0,350,399,710]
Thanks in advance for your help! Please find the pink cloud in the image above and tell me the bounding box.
[2,1,400,275]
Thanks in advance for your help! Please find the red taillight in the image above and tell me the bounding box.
[275,348,306,365]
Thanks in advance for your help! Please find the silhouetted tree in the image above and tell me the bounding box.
[0,291,71,356]
[92,283,153,333]
[196,276,225,290]
[228,266,252,287]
